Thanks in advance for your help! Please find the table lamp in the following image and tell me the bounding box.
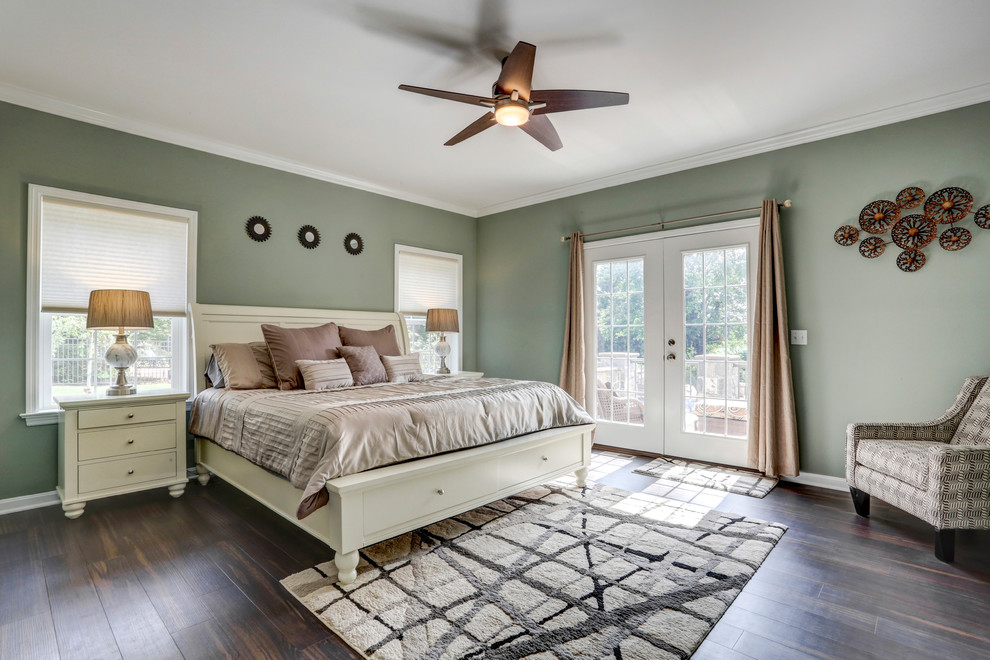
[426,308,459,374]
[86,289,154,396]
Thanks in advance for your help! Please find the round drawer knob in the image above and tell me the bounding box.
[541,455,549,461]
[436,488,445,495]
[127,469,135,475]
[127,413,135,419]
[127,439,135,445]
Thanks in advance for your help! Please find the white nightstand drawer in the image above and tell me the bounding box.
[78,403,175,429]
[498,438,583,490]
[363,461,497,536]
[78,452,177,493]
[78,422,177,461]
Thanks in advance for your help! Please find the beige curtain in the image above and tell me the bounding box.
[559,231,585,404]
[747,200,800,476]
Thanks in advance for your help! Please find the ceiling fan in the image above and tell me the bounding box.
[398,41,629,151]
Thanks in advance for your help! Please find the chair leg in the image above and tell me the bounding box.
[849,487,870,518]
[934,528,955,563]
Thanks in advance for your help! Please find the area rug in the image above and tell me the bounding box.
[633,456,778,498]
[281,482,786,659]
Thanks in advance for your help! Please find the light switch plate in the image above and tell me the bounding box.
[790,329,808,345]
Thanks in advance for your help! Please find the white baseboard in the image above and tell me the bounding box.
[0,490,60,516]
[781,472,847,492]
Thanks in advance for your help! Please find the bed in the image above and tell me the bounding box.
[189,303,595,584]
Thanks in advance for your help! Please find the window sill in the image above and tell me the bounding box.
[20,410,59,426]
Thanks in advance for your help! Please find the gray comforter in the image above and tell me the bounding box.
[188,376,593,518]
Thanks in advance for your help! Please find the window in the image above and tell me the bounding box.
[394,245,462,373]
[24,185,197,422]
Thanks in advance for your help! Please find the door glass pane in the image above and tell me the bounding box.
[682,247,748,438]
[594,257,645,426]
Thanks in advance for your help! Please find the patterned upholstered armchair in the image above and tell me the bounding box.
[846,376,990,562]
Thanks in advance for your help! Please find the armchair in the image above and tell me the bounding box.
[846,376,990,562]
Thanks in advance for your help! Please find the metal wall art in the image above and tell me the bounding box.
[246,216,272,242]
[298,225,321,249]
[836,186,989,272]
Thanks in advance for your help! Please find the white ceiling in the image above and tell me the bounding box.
[2,0,989,217]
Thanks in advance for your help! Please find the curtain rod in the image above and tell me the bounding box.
[560,199,793,242]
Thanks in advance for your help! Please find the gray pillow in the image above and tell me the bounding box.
[338,345,388,386]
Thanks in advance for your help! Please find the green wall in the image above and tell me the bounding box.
[0,100,477,500]
[478,102,990,478]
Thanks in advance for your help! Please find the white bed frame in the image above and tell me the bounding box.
[190,303,594,584]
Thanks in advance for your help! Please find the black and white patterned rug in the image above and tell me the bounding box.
[282,483,786,659]
[633,457,778,498]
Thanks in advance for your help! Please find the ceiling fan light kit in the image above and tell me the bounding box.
[399,41,628,151]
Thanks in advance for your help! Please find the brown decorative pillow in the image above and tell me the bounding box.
[261,323,343,390]
[338,345,388,386]
[338,324,402,356]
[381,353,425,383]
[296,358,354,390]
[209,342,278,389]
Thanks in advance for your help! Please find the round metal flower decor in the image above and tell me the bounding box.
[838,184,986,272]
[895,186,925,209]
[939,226,971,251]
[297,225,321,249]
[896,249,926,272]
[975,204,990,230]
[834,225,859,246]
[924,187,973,224]
[859,200,900,234]
[890,214,936,250]
[343,232,364,255]
[859,236,886,259]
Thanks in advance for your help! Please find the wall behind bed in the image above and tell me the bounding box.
[0,100,477,501]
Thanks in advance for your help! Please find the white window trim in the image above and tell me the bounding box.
[394,244,463,372]
[22,185,198,425]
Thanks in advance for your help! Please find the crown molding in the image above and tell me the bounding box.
[475,82,990,217]
[0,82,478,218]
[3,80,988,220]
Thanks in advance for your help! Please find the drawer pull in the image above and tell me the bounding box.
[541,455,549,461]
[127,439,135,445]
[436,488,445,495]
[127,413,135,419]
[127,469,135,475]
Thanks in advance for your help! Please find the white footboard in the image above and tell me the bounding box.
[196,423,595,584]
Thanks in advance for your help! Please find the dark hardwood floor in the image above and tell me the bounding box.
[2,451,989,659]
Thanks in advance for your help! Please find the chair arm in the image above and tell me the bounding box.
[927,445,990,529]
[929,445,990,484]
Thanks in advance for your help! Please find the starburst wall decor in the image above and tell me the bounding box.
[835,186,988,272]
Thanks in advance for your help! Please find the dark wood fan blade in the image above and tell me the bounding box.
[398,85,495,107]
[444,113,498,146]
[530,89,629,115]
[495,41,536,100]
[519,115,562,151]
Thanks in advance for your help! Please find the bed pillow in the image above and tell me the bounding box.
[296,358,354,390]
[209,342,278,389]
[262,323,343,390]
[338,345,388,386]
[204,353,225,388]
[381,353,425,383]
[338,324,402,356]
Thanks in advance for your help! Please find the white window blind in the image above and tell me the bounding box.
[396,250,460,315]
[40,198,189,316]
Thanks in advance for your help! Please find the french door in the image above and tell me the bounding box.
[583,219,759,467]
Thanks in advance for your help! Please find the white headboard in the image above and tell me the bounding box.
[189,303,409,394]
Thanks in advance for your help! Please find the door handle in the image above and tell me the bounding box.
[666,353,676,360]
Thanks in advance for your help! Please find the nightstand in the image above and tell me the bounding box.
[55,390,190,519]
[439,370,484,379]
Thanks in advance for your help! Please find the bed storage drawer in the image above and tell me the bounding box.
[78,453,177,493]
[498,437,584,490]
[78,422,177,461]
[363,462,498,536]
[78,403,175,429]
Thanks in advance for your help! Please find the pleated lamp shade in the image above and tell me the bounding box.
[426,308,459,333]
[86,290,154,331]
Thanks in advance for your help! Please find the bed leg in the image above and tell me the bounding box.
[335,550,360,586]
[195,464,211,486]
[575,466,589,488]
